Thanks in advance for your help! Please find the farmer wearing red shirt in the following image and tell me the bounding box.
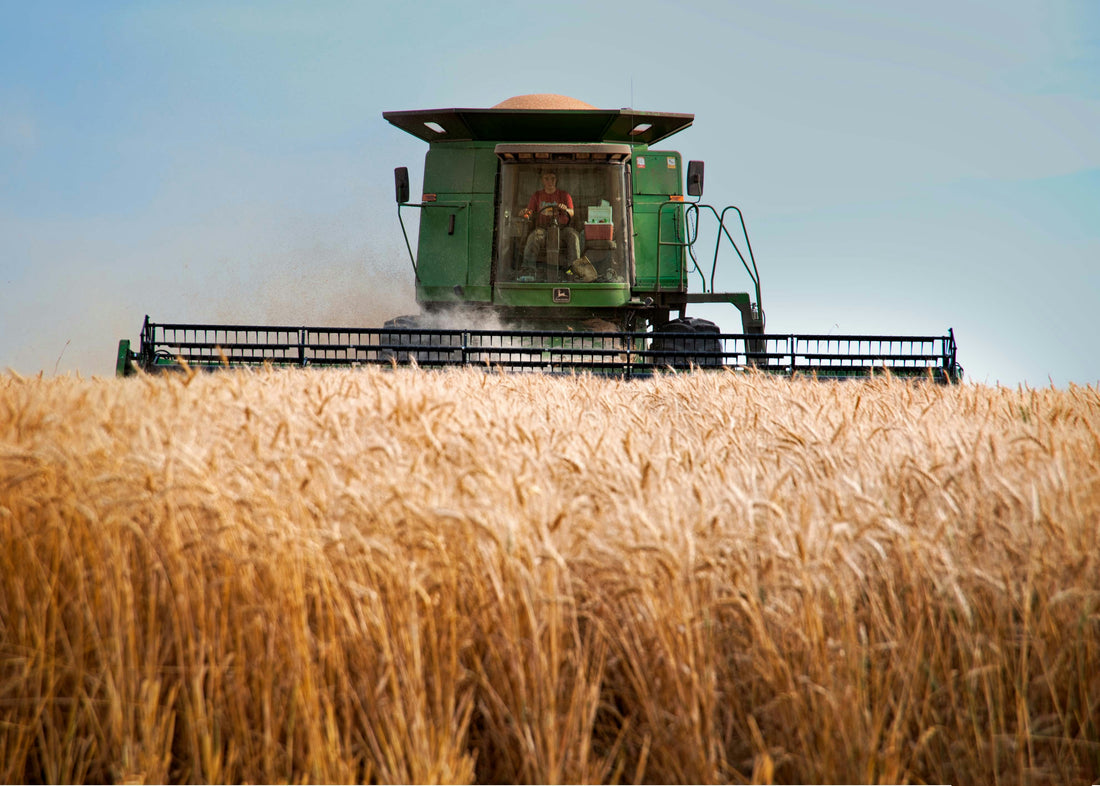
[520,170,582,270]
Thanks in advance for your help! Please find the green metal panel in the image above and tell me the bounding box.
[415,143,497,304]
[494,282,630,308]
[116,339,132,377]
[633,151,683,196]
[422,147,474,194]
[631,151,685,290]
[421,143,497,194]
[415,202,469,294]
[417,285,493,302]
[466,195,494,289]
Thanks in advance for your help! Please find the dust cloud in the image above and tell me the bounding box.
[1,208,420,377]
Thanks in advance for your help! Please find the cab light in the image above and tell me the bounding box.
[669,195,685,202]
[422,193,437,202]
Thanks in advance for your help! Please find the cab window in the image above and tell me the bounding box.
[495,160,630,284]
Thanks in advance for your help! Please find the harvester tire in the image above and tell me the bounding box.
[649,317,723,369]
[378,315,462,366]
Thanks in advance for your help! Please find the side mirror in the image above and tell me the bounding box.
[686,160,704,197]
[394,166,410,204]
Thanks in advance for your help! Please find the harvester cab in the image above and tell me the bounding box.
[383,95,763,339]
[115,94,960,380]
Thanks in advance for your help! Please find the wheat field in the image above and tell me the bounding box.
[1,366,1097,784]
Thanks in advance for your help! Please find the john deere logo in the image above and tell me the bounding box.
[552,288,571,303]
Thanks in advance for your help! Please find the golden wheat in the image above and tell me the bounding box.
[1,367,1097,784]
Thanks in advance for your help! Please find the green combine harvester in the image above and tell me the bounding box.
[116,94,960,381]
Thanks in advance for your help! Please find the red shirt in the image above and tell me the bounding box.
[526,188,574,226]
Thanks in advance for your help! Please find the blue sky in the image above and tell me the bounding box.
[2,1,1097,385]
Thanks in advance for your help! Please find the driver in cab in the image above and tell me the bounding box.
[520,170,582,270]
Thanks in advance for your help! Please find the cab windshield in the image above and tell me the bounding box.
[495,159,630,284]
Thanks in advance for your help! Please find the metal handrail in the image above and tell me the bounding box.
[655,200,763,315]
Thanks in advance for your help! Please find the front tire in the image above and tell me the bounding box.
[378,315,462,366]
[649,317,723,369]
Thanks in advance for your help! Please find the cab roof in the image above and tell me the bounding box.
[383,99,693,146]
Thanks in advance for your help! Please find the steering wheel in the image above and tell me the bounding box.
[535,204,565,224]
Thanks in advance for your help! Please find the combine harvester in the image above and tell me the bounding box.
[116,94,960,381]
